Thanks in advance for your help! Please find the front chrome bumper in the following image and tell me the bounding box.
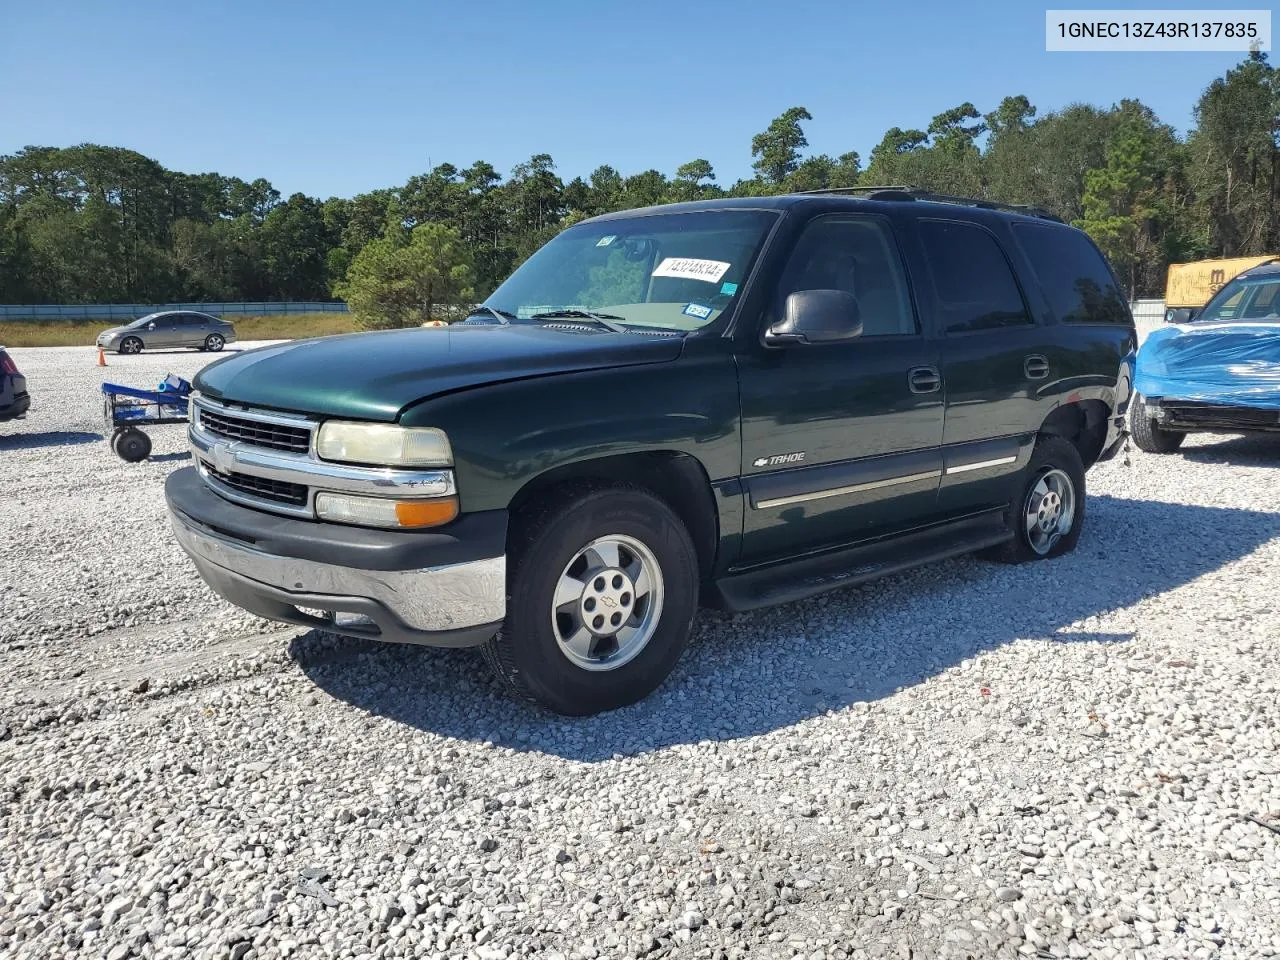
[170,507,505,647]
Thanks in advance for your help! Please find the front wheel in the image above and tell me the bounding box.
[481,484,699,715]
[1129,395,1185,454]
[988,436,1086,564]
[119,337,142,355]
[204,333,225,352]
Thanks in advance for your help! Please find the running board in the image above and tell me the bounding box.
[709,510,1011,612]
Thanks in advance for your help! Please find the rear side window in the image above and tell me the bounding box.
[1012,223,1130,324]
[917,220,1031,334]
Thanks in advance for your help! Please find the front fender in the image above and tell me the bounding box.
[399,348,741,514]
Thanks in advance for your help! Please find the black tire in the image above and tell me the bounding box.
[119,337,143,355]
[1129,395,1185,454]
[204,333,225,352]
[988,436,1086,564]
[481,483,699,716]
[113,428,152,463]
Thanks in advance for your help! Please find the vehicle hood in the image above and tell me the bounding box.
[193,325,685,421]
[1135,321,1280,408]
[99,326,128,339]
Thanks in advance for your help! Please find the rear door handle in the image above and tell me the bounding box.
[908,366,941,394]
[1024,355,1049,380]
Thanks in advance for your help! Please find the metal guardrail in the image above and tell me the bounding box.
[0,302,350,321]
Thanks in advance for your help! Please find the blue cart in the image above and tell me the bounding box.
[101,374,192,462]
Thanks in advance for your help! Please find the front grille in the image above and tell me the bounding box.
[1163,402,1280,429]
[199,408,311,453]
[206,465,308,506]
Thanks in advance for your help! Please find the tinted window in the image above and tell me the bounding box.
[776,217,916,336]
[918,220,1030,334]
[152,315,177,329]
[1012,222,1130,324]
[1240,280,1280,319]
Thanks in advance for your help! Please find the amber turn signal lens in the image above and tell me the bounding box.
[394,497,459,528]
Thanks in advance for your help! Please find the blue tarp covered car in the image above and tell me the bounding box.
[1131,260,1280,453]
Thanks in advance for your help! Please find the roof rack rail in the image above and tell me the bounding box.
[795,185,1065,223]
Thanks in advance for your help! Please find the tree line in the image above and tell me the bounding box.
[1,52,1276,313]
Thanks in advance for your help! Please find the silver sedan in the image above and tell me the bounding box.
[97,311,237,355]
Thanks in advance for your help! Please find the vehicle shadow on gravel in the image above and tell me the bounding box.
[1179,434,1280,465]
[297,493,1280,761]
[0,430,102,450]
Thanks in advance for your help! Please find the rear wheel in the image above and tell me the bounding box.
[481,483,699,715]
[204,333,225,352]
[119,337,142,355]
[1129,395,1185,454]
[113,427,151,463]
[988,436,1086,564]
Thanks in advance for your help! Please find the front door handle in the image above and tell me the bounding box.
[1024,355,1050,380]
[908,366,941,394]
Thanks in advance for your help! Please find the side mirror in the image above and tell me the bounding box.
[1165,307,1196,324]
[766,290,863,345]
[148,322,156,330]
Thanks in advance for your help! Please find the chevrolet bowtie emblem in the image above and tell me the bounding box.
[213,442,237,474]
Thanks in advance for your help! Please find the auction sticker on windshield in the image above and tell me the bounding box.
[653,258,731,284]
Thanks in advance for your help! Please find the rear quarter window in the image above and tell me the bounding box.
[1012,223,1131,324]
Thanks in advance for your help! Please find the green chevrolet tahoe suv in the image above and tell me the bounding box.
[165,190,1135,715]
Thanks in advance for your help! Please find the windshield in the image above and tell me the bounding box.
[1196,275,1280,324]
[484,210,778,331]
[128,313,161,328]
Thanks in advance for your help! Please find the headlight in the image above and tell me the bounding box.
[316,422,452,467]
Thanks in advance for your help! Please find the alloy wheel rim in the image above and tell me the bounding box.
[551,534,664,672]
[208,335,223,350]
[1024,468,1076,555]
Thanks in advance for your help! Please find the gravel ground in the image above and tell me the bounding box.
[2,343,1279,960]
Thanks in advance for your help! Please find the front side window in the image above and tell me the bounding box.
[485,210,778,331]
[1198,276,1280,323]
[918,220,1031,334]
[1239,280,1280,320]
[1012,222,1130,324]
[774,216,917,336]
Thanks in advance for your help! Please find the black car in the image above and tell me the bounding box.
[167,188,1136,715]
[0,346,30,421]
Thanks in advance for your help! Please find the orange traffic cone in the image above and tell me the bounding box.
[97,346,107,367]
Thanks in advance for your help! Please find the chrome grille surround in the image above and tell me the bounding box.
[189,394,455,519]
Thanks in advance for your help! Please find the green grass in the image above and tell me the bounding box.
[0,313,359,348]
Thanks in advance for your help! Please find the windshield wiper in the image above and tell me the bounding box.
[528,309,628,333]
[465,306,517,325]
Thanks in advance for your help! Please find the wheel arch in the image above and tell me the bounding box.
[1037,399,1110,468]
[506,450,720,584]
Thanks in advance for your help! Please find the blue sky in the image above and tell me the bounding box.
[0,0,1254,199]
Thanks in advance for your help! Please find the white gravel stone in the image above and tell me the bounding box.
[2,343,1280,959]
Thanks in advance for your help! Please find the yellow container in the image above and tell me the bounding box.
[1165,256,1279,308]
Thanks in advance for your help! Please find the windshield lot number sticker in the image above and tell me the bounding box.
[682,302,713,320]
[653,257,731,284]
[596,235,616,247]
